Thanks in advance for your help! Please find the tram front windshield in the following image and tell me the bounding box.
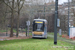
[33,23,44,31]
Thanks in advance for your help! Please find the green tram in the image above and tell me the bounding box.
[32,19,47,38]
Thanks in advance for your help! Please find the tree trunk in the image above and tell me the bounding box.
[10,0,14,37]
[16,11,20,37]
[16,0,20,37]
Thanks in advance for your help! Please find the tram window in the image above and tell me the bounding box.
[33,23,44,31]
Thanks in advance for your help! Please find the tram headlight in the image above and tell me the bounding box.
[32,32,34,34]
[42,32,44,34]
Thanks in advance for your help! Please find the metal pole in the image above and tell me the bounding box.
[37,11,39,18]
[6,26,8,36]
[54,0,58,45]
[28,25,29,36]
[26,26,27,36]
[44,5,45,17]
[68,0,70,36]
[44,0,45,18]
[5,2,8,36]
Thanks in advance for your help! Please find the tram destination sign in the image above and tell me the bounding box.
[35,21,43,23]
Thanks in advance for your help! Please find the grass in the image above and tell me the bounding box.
[48,32,62,37]
[0,29,16,33]
[0,30,6,33]
[48,32,59,35]
[29,33,32,35]
[48,32,73,41]
[0,37,75,50]
[13,29,17,33]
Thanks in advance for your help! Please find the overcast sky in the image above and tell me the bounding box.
[46,0,69,4]
[58,0,68,4]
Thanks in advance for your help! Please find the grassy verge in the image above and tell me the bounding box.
[0,30,6,33]
[13,29,17,33]
[0,37,75,50]
[29,33,32,35]
[0,29,16,33]
[48,32,62,37]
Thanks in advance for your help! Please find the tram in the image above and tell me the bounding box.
[32,19,47,38]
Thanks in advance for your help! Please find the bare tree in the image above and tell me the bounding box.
[71,8,75,27]
[1,0,25,37]
[16,0,25,37]
[0,0,6,30]
[1,0,15,37]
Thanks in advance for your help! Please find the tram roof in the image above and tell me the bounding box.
[34,19,47,22]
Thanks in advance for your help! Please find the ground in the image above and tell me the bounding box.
[0,37,75,50]
[0,32,75,50]
[0,31,31,41]
[0,36,32,41]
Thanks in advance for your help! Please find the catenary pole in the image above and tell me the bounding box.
[68,0,70,36]
[54,0,58,45]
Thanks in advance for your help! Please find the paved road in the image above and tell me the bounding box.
[48,34,75,45]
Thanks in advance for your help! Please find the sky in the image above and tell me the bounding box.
[46,0,69,4]
[25,0,71,5]
[58,0,68,4]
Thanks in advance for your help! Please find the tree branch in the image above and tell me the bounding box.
[19,0,24,11]
[0,1,2,4]
[14,4,18,9]
[72,8,75,16]
[2,0,12,10]
[5,10,18,13]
